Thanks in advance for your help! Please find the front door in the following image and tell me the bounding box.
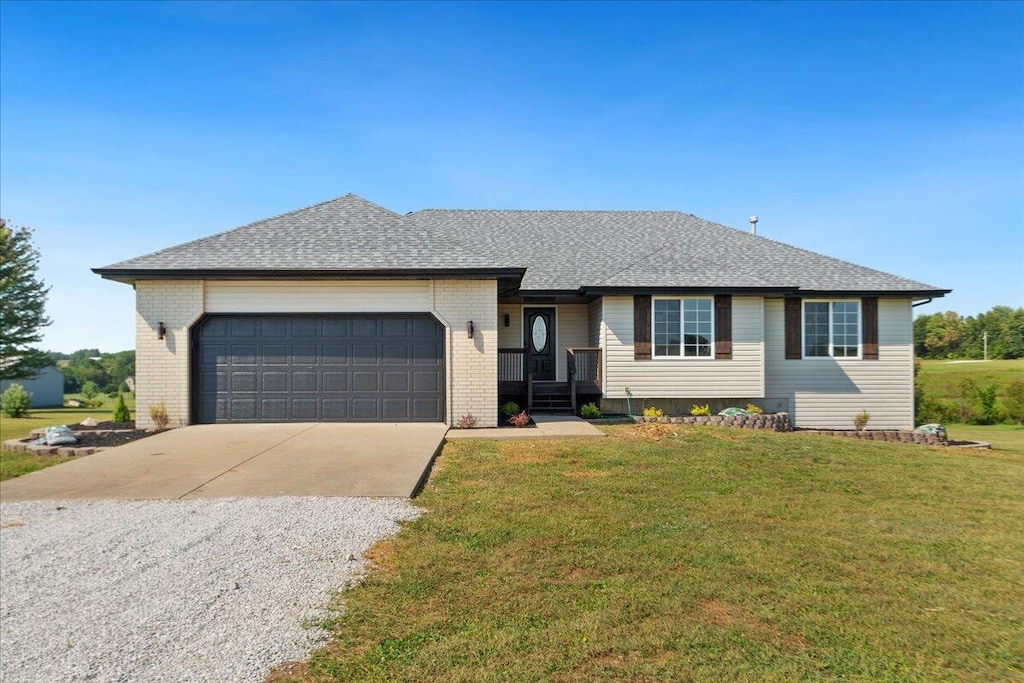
[524,307,556,380]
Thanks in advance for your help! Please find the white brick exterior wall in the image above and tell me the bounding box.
[131,278,499,428]
[432,279,498,427]
[135,280,205,429]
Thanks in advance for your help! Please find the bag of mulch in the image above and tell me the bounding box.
[45,425,78,446]
[718,407,751,417]
[914,423,947,440]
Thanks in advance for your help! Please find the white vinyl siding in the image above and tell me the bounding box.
[205,280,432,313]
[497,303,589,382]
[588,299,603,349]
[765,297,914,429]
[602,295,765,398]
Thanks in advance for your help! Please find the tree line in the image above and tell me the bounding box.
[914,305,1024,360]
[46,349,135,395]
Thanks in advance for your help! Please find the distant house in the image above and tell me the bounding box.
[95,194,949,430]
[0,365,65,408]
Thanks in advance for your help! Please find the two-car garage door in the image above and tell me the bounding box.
[194,314,445,423]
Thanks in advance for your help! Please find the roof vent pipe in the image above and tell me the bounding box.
[749,215,758,235]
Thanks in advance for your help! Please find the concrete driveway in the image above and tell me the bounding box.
[0,423,448,501]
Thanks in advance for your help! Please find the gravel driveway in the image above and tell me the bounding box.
[0,497,421,682]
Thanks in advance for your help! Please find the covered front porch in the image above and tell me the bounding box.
[496,301,603,414]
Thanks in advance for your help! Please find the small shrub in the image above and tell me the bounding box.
[643,406,664,418]
[80,380,99,402]
[690,404,711,417]
[149,402,170,431]
[500,401,521,418]
[112,390,131,422]
[745,403,764,414]
[507,411,531,427]
[456,413,479,429]
[1003,379,1024,425]
[853,410,871,431]
[580,402,602,419]
[1,383,33,418]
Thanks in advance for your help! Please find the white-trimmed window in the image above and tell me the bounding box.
[653,297,713,358]
[804,300,860,358]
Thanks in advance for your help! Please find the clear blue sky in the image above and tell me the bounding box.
[2,1,1021,353]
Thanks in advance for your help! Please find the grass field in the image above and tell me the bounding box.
[278,426,1023,683]
[917,358,1024,452]
[0,400,136,481]
[917,358,1023,402]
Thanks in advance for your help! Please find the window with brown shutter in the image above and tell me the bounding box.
[634,295,651,360]
[714,295,732,359]
[862,297,879,360]
[785,298,802,359]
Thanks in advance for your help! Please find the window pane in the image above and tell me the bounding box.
[682,298,714,357]
[654,300,681,356]
[831,302,859,357]
[804,302,829,357]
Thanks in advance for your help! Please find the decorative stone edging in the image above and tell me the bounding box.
[637,412,793,432]
[795,429,946,445]
[2,438,106,456]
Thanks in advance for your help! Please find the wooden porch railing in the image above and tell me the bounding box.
[567,347,602,415]
[498,347,534,412]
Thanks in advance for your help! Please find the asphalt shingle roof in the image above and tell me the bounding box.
[98,194,512,272]
[97,193,946,295]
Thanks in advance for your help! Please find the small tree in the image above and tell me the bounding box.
[80,380,99,402]
[1,383,32,417]
[0,220,52,380]
[112,390,131,422]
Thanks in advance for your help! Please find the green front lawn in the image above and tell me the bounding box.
[282,426,1023,682]
[1,405,135,482]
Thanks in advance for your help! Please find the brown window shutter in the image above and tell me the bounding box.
[634,295,651,360]
[714,295,732,359]
[862,297,879,360]
[784,298,802,360]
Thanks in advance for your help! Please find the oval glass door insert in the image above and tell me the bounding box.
[531,316,548,352]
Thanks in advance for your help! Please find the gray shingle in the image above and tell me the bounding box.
[97,194,946,295]
[98,194,511,272]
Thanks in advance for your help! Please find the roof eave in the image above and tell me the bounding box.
[92,267,527,285]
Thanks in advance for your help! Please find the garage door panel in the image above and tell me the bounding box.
[230,319,259,337]
[352,318,377,338]
[291,399,318,420]
[323,371,349,392]
[322,399,348,420]
[261,319,289,337]
[259,398,288,421]
[383,344,410,364]
[292,372,319,392]
[261,372,288,392]
[322,344,350,365]
[382,399,410,420]
[229,399,258,420]
[292,318,320,337]
[262,345,289,365]
[196,314,445,423]
[230,345,258,365]
[231,372,258,392]
[351,399,379,420]
[351,371,379,392]
[383,371,409,392]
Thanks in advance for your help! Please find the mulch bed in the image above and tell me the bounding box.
[70,430,152,448]
[70,421,136,431]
